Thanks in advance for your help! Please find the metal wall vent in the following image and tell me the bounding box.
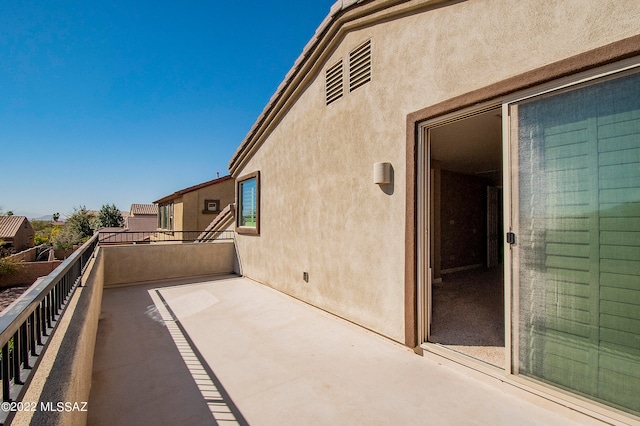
[349,39,371,92]
[325,60,343,105]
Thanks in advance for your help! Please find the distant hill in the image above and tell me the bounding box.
[31,215,54,222]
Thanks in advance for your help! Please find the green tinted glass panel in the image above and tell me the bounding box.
[513,70,640,415]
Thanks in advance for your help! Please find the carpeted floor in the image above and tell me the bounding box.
[430,266,505,368]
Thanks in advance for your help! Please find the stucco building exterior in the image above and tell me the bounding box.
[125,203,158,232]
[154,175,234,233]
[226,0,640,421]
[0,216,35,253]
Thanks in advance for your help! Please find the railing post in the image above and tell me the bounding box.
[12,331,22,385]
[29,313,37,357]
[36,307,43,344]
[40,301,48,337]
[76,261,82,287]
[46,293,52,329]
[2,343,9,401]
[58,278,64,310]
[20,323,29,369]
[52,285,58,318]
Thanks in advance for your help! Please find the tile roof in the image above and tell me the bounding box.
[130,204,158,216]
[154,175,233,205]
[0,216,30,239]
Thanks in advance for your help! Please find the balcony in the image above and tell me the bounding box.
[0,235,612,425]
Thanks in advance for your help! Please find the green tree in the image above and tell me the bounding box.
[98,204,124,228]
[66,206,96,240]
[51,227,82,250]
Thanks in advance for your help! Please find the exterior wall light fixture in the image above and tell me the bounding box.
[373,162,392,185]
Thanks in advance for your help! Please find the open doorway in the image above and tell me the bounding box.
[426,107,504,368]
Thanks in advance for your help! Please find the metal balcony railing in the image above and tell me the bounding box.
[97,230,234,245]
[0,235,99,424]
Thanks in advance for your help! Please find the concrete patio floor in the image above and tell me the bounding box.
[88,275,605,426]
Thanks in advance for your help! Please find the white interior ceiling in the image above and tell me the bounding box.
[429,108,503,179]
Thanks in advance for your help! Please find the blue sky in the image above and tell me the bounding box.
[0,1,333,219]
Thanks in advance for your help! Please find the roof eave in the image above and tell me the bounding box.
[153,175,233,205]
[228,0,451,176]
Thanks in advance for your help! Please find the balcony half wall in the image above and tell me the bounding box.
[101,242,239,288]
[9,241,236,426]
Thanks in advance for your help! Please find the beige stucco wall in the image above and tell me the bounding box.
[182,193,198,230]
[173,198,185,232]
[180,179,235,231]
[9,224,35,252]
[8,246,38,262]
[0,261,62,287]
[234,0,640,342]
[102,241,237,287]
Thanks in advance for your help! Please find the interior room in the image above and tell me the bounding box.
[427,108,505,367]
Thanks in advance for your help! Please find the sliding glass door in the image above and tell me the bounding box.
[510,69,640,415]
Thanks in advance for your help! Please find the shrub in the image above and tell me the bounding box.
[0,240,10,258]
[52,227,82,251]
[0,257,24,278]
[34,234,49,245]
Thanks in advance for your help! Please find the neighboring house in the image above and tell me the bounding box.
[125,203,158,232]
[98,204,158,244]
[0,216,35,252]
[154,175,234,233]
[227,0,640,420]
